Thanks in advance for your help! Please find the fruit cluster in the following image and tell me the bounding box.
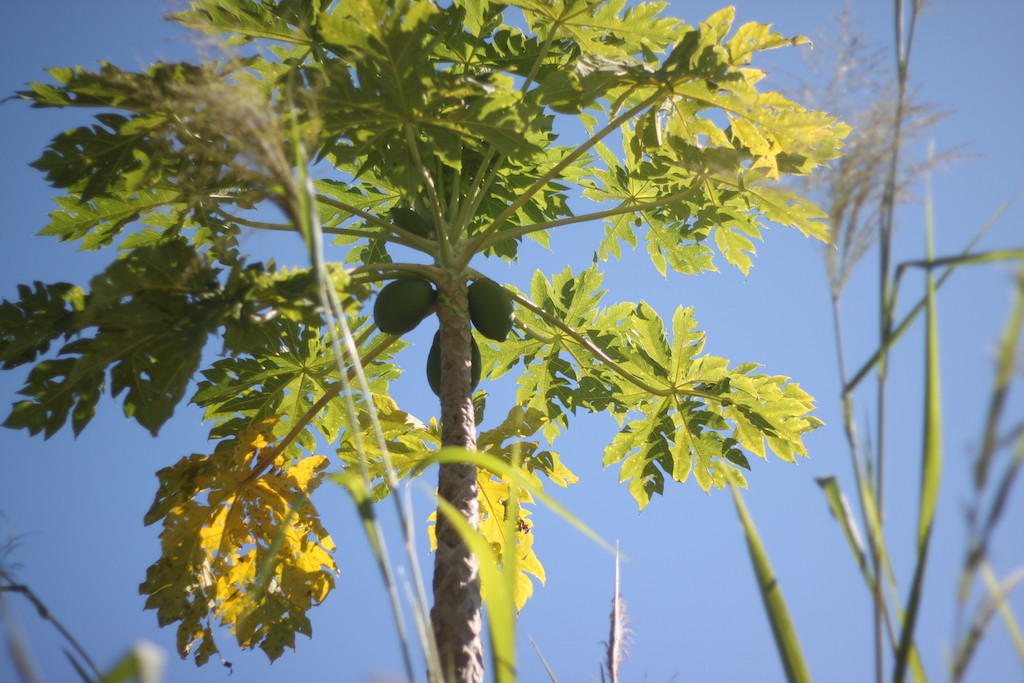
[372,275,514,396]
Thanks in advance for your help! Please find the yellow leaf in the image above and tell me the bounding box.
[140,416,337,663]
[425,467,547,610]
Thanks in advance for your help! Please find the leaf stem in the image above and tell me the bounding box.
[0,570,103,680]
[314,192,436,251]
[476,179,705,252]
[453,93,665,271]
[507,288,727,406]
[213,206,395,242]
[242,332,401,484]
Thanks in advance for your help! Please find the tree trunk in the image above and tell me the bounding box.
[431,273,484,683]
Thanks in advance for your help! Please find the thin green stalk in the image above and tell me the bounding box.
[955,265,1024,678]
[817,475,928,679]
[475,179,705,254]
[827,271,906,669]
[402,121,452,263]
[346,262,442,282]
[970,431,1024,598]
[209,206,392,242]
[952,564,1024,681]
[530,636,559,682]
[314,192,436,252]
[972,261,1024,493]
[844,197,1012,394]
[450,17,560,249]
[872,3,922,675]
[982,563,1024,665]
[731,488,811,683]
[893,172,942,683]
[286,113,439,679]
[0,573,101,682]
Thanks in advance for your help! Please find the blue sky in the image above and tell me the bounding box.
[1,1,1022,682]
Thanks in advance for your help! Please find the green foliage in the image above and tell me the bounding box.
[6,0,848,668]
[489,263,820,508]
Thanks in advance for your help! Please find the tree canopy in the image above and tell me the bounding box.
[1,0,848,673]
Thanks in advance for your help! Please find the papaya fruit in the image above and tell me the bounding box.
[390,207,434,239]
[426,330,482,396]
[373,278,436,335]
[468,278,514,341]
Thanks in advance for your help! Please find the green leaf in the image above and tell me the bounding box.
[4,241,232,436]
[0,282,83,369]
[170,0,316,46]
[477,405,579,489]
[512,0,685,60]
[595,305,818,508]
[39,188,180,250]
[732,488,812,683]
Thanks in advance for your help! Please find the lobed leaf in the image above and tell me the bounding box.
[140,418,337,664]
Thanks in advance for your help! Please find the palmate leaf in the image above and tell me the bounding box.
[598,305,821,509]
[0,246,355,439]
[488,264,817,508]
[140,417,337,664]
[0,282,83,370]
[2,241,228,437]
[29,113,163,202]
[335,393,441,500]
[20,59,291,255]
[170,0,317,46]
[476,405,578,489]
[198,317,402,460]
[489,265,610,441]
[39,188,181,250]
[512,0,685,60]
[564,8,845,278]
[587,148,717,275]
[317,1,543,176]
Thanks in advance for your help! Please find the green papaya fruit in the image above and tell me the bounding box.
[468,278,514,341]
[390,207,434,239]
[426,330,482,396]
[373,278,436,335]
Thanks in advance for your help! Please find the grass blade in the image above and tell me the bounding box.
[415,448,615,556]
[731,488,811,683]
[893,174,943,683]
[982,563,1024,666]
[952,564,1024,680]
[816,476,869,579]
[529,636,559,682]
[844,196,1014,394]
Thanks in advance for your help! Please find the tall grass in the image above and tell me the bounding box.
[732,1,1024,681]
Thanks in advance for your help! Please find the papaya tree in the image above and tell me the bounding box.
[0,0,848,681]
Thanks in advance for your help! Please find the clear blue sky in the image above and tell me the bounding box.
[1,2,1022,682]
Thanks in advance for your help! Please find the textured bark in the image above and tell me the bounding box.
[430,273,484,683]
